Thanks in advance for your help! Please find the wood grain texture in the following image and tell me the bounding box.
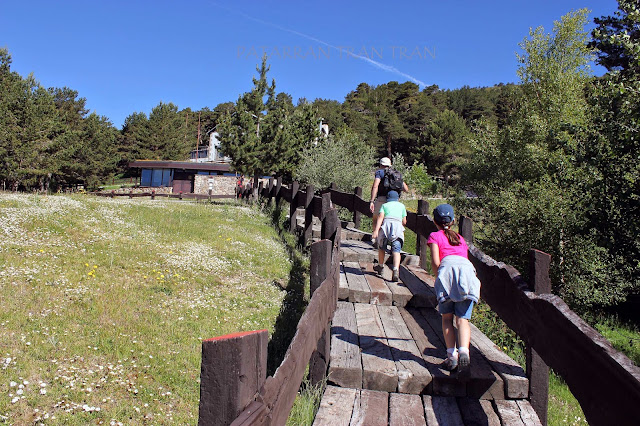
[494,400,525,426]
[343,261,371,304]
[516,400,542,426]
[350,390,388,426]
[198,330,268,426]
[355,303,398,392]
[377,305,432,394]
[389,393,426,426]
[361,262,393,306]
[398,265,437,308]
[312,385,357,426]
[329,302,362,389]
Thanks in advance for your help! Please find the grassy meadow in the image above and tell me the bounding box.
[0,193,293,424]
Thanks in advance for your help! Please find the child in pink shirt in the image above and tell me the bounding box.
[427,204,481,377]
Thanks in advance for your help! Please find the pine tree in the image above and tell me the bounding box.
[217,55,318,182]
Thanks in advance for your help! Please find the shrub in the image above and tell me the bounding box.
[295,128,375,191]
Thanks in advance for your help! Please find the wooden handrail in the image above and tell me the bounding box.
[198,184,341,425]
[255,179,640,426]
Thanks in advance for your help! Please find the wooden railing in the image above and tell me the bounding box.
[90,189,235,200]
[229,178,639,426]
[198,182,341,426]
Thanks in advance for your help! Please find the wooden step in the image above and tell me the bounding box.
[329,302,527,398]
[328,302,362,389]
[339,239,421,266]
[313,386,541,426]
[338,262,436,308]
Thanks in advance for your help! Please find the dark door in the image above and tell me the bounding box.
[172,171,193,193]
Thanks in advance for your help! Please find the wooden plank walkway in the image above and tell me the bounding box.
[313,386,541,426]
[314,232,540,425]
[340,262,437,308]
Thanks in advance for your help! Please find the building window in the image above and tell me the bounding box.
[141,169,152,187]
[162,169,173,186]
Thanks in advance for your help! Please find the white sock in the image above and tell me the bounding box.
[458,346,469,356]
[446,347,458,359]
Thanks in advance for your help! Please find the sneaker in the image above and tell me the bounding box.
[391,269,399,282]
[458,352,470,378]
[373,264,384,275]
[442,357,458,371]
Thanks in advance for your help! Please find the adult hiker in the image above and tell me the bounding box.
[369,157,409,224]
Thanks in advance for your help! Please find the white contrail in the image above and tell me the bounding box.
[212,2,427,88]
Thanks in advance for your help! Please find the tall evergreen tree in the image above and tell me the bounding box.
[147,101,187,160]
[217,55,317,182]
[217,55,274,178]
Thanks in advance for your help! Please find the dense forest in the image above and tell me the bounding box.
[0,1,637,311]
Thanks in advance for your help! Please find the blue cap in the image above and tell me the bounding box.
[386,190,399,201]
[433,203,455,225]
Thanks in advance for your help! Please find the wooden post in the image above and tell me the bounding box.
[198,330,268,426]
[151,190,155,200]
[252,174,259,200]
[320,192,331,221]
[179,191,183,200]
[321,207,339,244]
[329,182,338,192]
[289,181,299,233]
[266,178,274,205]
[353,187,362,229]
[526,249,551,426]
[416,199,429,269]
[309,236,332,386]
[458,215,473,244]
[302,185,314,248]
[275,177,282,206]
[129,189,133,199]
[110,190,114,198]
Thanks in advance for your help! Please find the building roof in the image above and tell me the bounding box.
[129,160,232,173]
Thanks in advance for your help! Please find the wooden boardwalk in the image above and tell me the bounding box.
[313,239,541,425]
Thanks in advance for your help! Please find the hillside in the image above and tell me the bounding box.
[0,194,291,424]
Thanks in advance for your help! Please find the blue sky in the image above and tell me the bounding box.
[1,0,619,129]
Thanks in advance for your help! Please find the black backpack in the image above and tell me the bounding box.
[382,169,404,193]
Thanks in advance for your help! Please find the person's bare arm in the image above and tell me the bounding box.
[429,243,440,274]
[402,216,407,226]
[370,178,381,213]
[402,181,409,193]
[371,210,385,240]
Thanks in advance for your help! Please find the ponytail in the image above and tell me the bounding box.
[442,222,461,246]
